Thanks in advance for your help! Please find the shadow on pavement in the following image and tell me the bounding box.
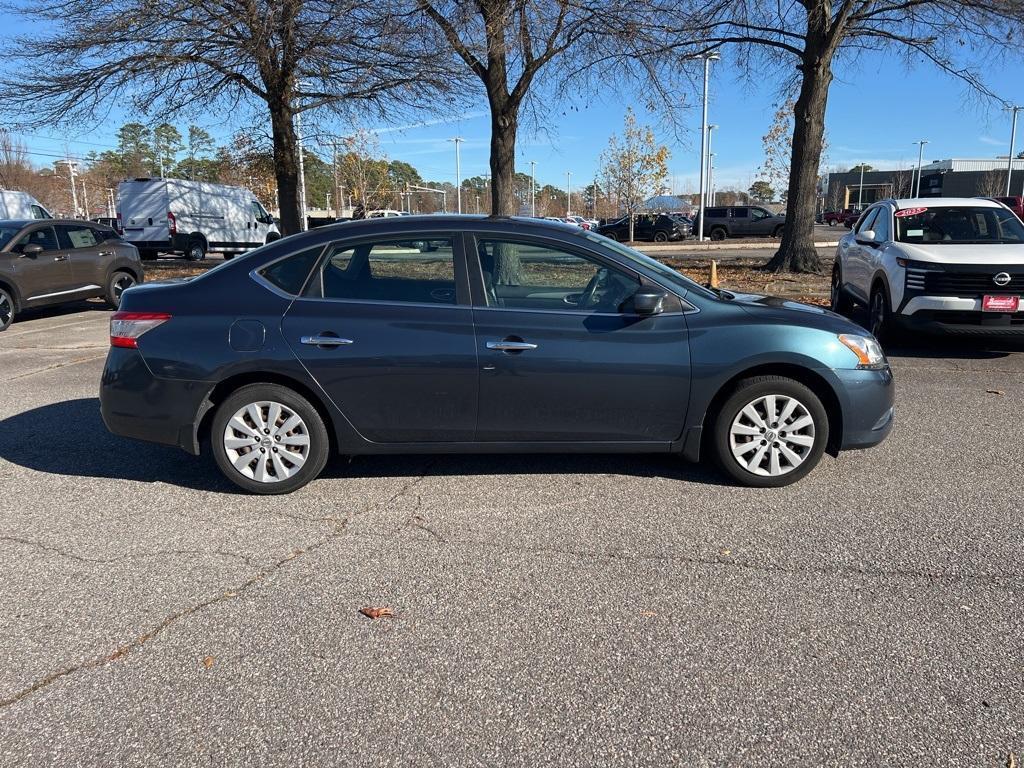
[0,398,731,491]
[8,300,111,327]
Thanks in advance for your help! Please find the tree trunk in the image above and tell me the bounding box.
[489,104,519,216]
[268,99,302,236]
[765,46,833,274]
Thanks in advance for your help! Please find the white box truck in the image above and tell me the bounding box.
[117,178,280,261]
[0,190,52,220]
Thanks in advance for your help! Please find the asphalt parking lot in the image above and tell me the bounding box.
[1,301,1022,766]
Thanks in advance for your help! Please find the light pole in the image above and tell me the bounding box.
[913,139,929,198]
[706,124,718,207]
[529,160,537,217]
[1006,106,1022,196]
[566,171,572,216]
[697,51,720,241]
[450,137,463,213]
[858,164,865,208]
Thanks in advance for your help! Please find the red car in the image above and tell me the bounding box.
[823,208,862,227]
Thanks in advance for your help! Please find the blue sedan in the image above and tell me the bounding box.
[100,216,894,494]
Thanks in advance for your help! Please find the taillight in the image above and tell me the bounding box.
[116,212,123,234]
[110,312,171,348]
[167,211,176,235]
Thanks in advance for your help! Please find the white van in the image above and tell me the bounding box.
[0,190,52,220]
[117,178,280,261]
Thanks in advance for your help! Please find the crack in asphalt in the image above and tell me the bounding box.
[0,468,432,710]
[0,535,259,567]
[347,530,1021,591]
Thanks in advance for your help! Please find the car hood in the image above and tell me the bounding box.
[726,291,858,333]
[893,241,1024,266]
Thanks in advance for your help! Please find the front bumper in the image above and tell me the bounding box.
[898,296,1024,336]
[100,347,211,455]
[834,366,895,450]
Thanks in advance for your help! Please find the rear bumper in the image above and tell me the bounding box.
[834,366,895,451]
[100,347,210,454]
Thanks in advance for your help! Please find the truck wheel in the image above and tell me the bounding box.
[186,238,206,261]
[0,287,14,332]
[828,220,836,227]
[709,228,727,241]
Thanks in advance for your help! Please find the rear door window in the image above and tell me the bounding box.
[259,247,324,295]
[310,238,457,305]
[57,225,100,249]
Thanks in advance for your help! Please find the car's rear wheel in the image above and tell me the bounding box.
[712,376,829,488]
[105,270,137,309]
[830,263,854,316]
[186,238,206,262]
[210,383,330,494]
[0,287,14,332]
[709,227,727,241]
[772,225,784,237]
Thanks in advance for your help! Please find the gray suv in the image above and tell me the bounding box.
[0,219,144,331]
[700,206,786,240]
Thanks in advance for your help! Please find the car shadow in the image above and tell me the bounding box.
[10,299,111,326]
[0,398,732,492]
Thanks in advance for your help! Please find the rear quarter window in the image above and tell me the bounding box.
[258,247,323,295]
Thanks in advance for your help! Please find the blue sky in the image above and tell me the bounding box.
[6,41,1023,197]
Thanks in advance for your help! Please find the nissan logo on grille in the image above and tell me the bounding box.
[993,272,1012,287]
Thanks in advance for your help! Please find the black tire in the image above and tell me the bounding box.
[869,283,892,341]
[105,270,137,309]
[830,263,854,316]
[222,252,236,261]
[186,238,207,262]
[210,383,330,495]
[605,231,620,242]
[653,230,669,242]
[772,225,784,238]
[0,287,14,332]
[709,227,727,241]
[828,220,836,227]
[712,376,829,488]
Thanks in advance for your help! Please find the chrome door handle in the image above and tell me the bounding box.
[486,340,538,351]
[54,255,69,262]
[300,335,354,347]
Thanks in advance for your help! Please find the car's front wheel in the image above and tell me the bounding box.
[830,263,854,316]
[869,284,892,341]
[0,287,14,332]
[210,383,330,494]
[653,230,669,242]
[712,376,829,487]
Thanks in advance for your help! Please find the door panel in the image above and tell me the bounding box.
[58,224,109,289]
[11,225,75,301]
[471,236,690,443]
[282,235,478,443]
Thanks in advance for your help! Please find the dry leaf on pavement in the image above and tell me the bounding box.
[201,656,215,670]
[359,607,394,620]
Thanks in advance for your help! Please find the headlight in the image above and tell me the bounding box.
[838,333,887,369]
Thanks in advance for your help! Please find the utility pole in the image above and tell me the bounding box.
[913,140,929,198]
[294,81,308,231]
[106,188,115,218]
[858,164,865,208]
[706,124,718,208]
[81,180,89,218]
[58,158,79,217]
[529,161,537,217]
[566,171,572,216]
[450,137,463,213]
[697,52,720,241]
[1006,106,1022,196]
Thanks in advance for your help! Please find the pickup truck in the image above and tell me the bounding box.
[823,208,862,228]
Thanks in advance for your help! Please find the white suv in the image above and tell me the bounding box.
[831,197,1024,338]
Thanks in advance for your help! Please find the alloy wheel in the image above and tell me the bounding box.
[870,292,886,337]
[0,292,11,330]
[729,394,816,477]
[112,274,136,305]
[222,400,311,483]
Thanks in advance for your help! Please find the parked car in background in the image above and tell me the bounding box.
[990,196,1024,221]
[567,215,592,230]
[824,208,862,228]
[100,216,893,494]
[831,197,1024,338]
[596,214,687,242]
[366,209,406,218]
[118,178,280,261]
[0,218,142,332]
[0,190,52,220]
[698,206,785,240]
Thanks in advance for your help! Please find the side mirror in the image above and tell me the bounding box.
[20,243,44,256]
[856,229,878,245]
[632,289,667,316]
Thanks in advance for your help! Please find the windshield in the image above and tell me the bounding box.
[894,206,1024,244]
[0,225,23,250]
[584,231,716,298]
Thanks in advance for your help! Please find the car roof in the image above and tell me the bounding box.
[313,214,587,237]
[0,219,32,228]
[888,197,1002,208]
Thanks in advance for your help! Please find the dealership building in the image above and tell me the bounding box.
[824,157,1024,209]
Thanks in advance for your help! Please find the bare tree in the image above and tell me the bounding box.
[978,168,1008,198]
[0,0,451,234]
[684,0,1024,273]
[414,0,697,215]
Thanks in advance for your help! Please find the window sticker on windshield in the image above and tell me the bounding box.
[895,207,928,217]
[905,229,924,237]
